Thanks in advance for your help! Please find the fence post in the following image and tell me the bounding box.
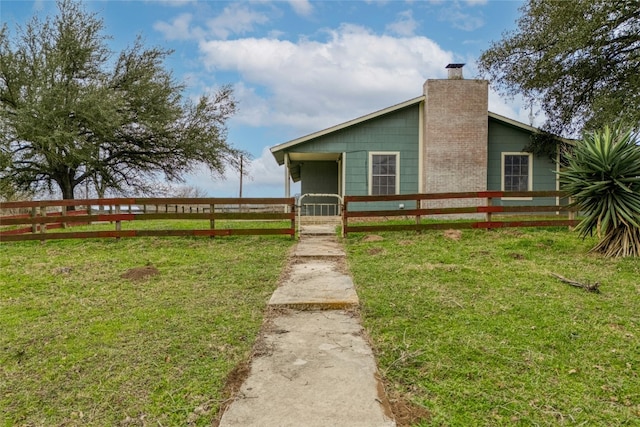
[115,205,121,240]
[342,199,348,238]
[61,205,67,229]
[291,201,296,239]
[486,195,492,228]
[415,198,421,230]
[31,206,38,234]
[210,204,215,239]
[568,196,576,230]
[39,206,47,242]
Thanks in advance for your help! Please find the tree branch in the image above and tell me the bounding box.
[550,273,600,293]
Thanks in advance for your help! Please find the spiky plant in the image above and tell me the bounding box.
[558,126,640,257]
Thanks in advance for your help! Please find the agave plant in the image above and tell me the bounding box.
[558,126,640,257]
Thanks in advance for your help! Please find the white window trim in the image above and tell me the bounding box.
[368,151,400,196]
[501,152,533,200]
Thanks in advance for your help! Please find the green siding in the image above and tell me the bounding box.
[301,161,338,195]
[287,104,420,211]
[291,104,420,200]
[488,118,558,206]
[300,161,339,210]
[285,108,560,212]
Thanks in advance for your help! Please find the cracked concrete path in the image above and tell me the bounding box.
[218,224,396,427]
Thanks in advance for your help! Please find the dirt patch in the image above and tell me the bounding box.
[387,387,431,426]
[120,265,159,281]
[287,255,349,275]
[443,229,462,241]
[361,324,431,426]
[510,253,525,260]
[368,247,385,256]
[212,359,252,427]
[212,307,288,426]
[362,234,384,242]
[54,266,73,275]
[471,250,490,257]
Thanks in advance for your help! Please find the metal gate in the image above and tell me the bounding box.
[297,193,343,235]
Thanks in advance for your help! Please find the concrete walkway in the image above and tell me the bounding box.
[218,224,396,427]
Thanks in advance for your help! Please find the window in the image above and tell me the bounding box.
[502,152,532,197]
[369,152,399,195]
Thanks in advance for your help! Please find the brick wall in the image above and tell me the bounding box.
[422,78,489,215]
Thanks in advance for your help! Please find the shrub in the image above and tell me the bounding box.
[558,126,640,257]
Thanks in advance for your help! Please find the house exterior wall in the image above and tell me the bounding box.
[422,78,489,214]
[487,119,558,206]
[272,73,562,214]
[291,105,421,211]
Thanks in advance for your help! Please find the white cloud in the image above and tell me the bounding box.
[33,0,46,12]
[153,13,205,41]
[185,147,295,197]
[145,0,197,7]
[287,0,313,17]
[154,4,271,41]
[206,4,270,39]
[199,24,453,134]
[440,8,484,31]
[386,10,419,36]
[488,87,545,129]
[465,0,488,6]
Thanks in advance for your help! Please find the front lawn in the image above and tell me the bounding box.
[346,228,640,426]
[0,235,293,426]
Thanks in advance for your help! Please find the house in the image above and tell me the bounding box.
[270,64,563,214]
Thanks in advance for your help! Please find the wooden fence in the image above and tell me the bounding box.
[343,190,578,237]
[0,197,296,242]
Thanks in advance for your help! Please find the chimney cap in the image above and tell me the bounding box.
[446,63,465,69]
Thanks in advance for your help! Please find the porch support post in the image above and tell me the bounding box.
[284,153,291,214]
[284,152,291,198]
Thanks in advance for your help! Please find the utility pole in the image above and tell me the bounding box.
[239,155,243,198]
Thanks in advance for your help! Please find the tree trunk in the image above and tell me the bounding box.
[58,176,76,210]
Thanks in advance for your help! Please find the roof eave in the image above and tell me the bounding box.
[488,111,576,145]
[270,95,425,164]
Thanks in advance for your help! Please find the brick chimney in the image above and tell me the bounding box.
[422,64,489,214]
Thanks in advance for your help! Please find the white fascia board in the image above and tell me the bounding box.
[488,111,576,145]
[270,96,425,161]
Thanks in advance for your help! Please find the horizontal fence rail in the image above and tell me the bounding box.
[343,191,579,237]
[1,197,296,242]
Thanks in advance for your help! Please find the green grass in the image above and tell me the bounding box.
[3,222,639,426]
[346,228,640,426]
[0,233,293,426]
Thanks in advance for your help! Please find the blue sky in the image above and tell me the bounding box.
[2,0,531,197]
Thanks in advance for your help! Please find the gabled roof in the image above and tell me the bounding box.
[488,111,576,145]
[270,96,425,165]
[271,97,572,165]
[488,111,540,133]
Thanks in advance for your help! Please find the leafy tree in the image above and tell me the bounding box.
[558,126,640,257]
[0,0,241,202]
[479,0,640,136]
